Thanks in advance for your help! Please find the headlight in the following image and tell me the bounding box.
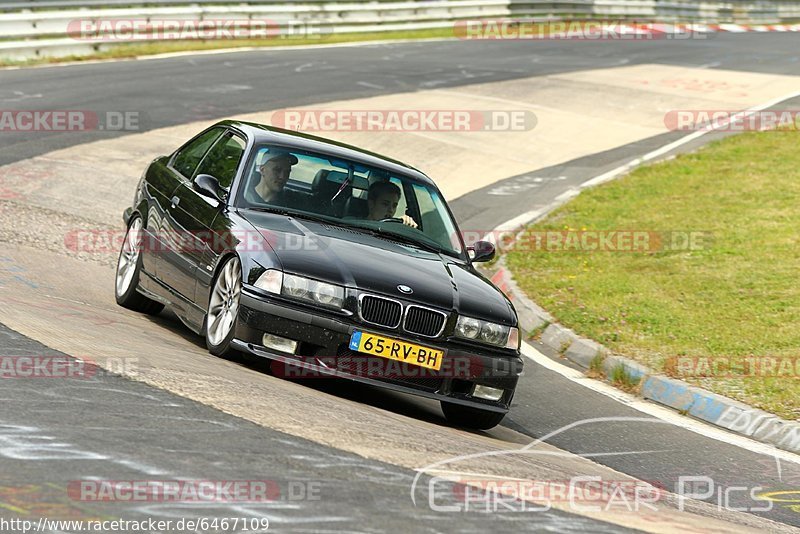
[455,316,481,339]
[480,322,506,345]
[254,270,344,309]
[313,281,340,306]
[283,274,309,298]
[455,315,518,349]
[254,269,282,293]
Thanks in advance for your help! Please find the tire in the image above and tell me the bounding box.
[441,402,506,430]
[115,216,164,316]
[205,255,242,359]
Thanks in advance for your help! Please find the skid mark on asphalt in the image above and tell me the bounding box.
[0,257,45,290]
[178,84,253,94]
[0,423,108,461]
[0,416,283,524]
[0,90,43,102]
[23,385,181,406]
[0,367,590,532]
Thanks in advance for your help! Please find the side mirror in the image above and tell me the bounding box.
[469,240,496,263]
[193,174,225,203]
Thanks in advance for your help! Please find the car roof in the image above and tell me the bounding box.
[218,120,436,186]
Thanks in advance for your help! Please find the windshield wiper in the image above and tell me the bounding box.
[362,226,446,255]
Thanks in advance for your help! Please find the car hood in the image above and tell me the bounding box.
[240,211,516,325]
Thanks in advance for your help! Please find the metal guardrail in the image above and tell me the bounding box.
[1,0,799,61]
[0,0,512,60]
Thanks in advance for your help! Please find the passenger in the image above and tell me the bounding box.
[246,150,304,208]
[367,181,418,228]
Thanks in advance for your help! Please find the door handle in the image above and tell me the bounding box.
[170,195,180,208]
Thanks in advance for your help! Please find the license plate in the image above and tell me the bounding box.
[349,331,444,371]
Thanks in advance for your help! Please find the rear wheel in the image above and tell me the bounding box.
[205,255,242,358]
[115,216,164,315]
[441,402,506,430]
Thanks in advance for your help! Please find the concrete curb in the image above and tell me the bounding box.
[488,261,800,455]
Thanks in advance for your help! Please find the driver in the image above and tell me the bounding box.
[367,181,418,228]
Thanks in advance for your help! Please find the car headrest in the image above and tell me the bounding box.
[326,170,350,184]
[312,170,330,194]
[351,175,370,191]
[312,170,370,201]
[367,169,390,184]
[312,170,354,195]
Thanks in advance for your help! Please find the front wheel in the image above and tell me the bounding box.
[441,402,506,430]
[205,255,242,358]
[115,216,164,315]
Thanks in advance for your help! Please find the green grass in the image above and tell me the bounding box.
[609,364,640,393]
[505,131,800,420]
[0,28,456,67]
[587,353,607,380]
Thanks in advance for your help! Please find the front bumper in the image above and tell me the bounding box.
[233,288,523,413]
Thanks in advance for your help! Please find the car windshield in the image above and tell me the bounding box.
[236,144,465,257]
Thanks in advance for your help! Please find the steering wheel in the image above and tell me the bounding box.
[379,217,404,223]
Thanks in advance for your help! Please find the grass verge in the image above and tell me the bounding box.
[0,28,456,67]
[505,130,800,420]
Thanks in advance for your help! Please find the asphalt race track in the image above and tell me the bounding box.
[2,35,800,532]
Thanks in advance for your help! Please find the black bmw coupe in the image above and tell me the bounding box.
[116,120,523,429]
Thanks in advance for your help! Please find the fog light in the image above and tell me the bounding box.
[472,384,504,402]
[262,333,297,354]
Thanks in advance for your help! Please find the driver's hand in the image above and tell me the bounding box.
[401,215,418,229]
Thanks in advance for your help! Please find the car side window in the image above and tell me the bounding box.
[172,128,224,179]
[411,183,462,253]
[194,132,246,189]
